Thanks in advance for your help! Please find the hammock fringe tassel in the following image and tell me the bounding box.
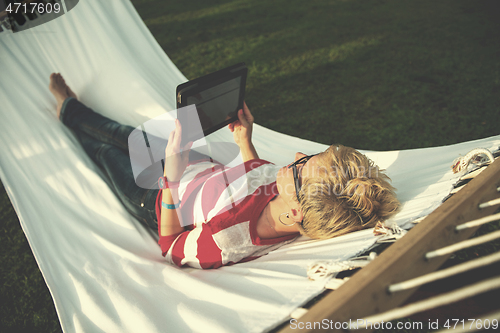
[451,148,495,174]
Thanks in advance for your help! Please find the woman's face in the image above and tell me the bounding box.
[276,152,320,205]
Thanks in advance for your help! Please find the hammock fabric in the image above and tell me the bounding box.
[1,1,499,332]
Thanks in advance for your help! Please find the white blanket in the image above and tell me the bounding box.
[1,1,499,332]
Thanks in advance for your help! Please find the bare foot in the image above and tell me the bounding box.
[49,73,77,118]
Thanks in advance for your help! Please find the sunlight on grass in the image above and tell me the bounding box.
[144,0,250,25]
[249,36,383,81]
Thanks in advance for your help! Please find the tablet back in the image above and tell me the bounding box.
[176,63,247,145]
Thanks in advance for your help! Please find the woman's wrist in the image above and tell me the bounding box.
[238,137,253,149]
[163,171,182,183]
[161,188,180,206]
[161,189,181,209]
[239,141,259,161]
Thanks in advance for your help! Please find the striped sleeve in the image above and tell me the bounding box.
[156,159,281,269]
[162,224,224,269]
[156,186,224,269]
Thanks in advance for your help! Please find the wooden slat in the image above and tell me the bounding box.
[279,157,500,333]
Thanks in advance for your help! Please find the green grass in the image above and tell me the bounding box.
[1,0,500,331]
[0,183,62,333]
[134,0,500,151]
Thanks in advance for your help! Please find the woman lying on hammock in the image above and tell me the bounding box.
[49,73,400,269]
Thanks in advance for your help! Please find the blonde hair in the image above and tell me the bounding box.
[297,145,400,239]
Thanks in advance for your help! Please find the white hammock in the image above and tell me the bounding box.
[1,1,499,332]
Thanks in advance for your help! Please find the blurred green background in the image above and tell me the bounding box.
[1,0,499,332]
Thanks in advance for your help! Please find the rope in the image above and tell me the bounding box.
[451,148,494,174]
[355,276,500,329]
[456,212,500,231]
[389,251,500,293]
[425,230,500,260]
[373,222,407,243]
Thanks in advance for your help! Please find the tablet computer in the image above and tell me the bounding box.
[176,63,247,145]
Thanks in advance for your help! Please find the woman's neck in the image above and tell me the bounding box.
[256,196,300,239]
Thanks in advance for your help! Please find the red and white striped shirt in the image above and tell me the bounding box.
[156,159,298,269]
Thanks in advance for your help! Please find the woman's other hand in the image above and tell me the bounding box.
[164,119,192,182]
[228,102,254,147]
[228,102,259,161]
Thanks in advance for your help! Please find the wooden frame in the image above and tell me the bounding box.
[279,158,500,333]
